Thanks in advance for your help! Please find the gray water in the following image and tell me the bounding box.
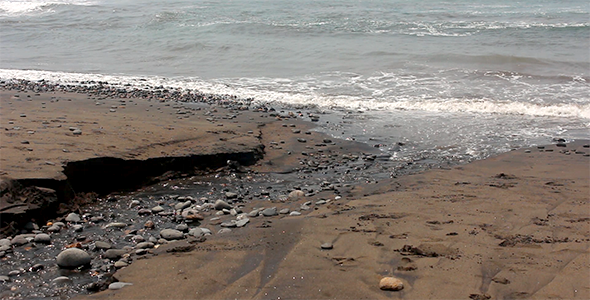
[1,0,589,162]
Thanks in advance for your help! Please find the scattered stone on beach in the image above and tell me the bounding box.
[262,207,278,217]
[379,277,404,291]
[289,211,302,216]
[52,276,72,285]
[56,248,92,269]
[108,282,133,290]
[225,192,238,199]
[279,208,290,214]
[175,201,191,210]
[297,138,307,143]
[34,233,51,244]
[104,249,127,260]
[135,242,154,249]
[105,222,127,229]
[114,261,128,268]
[214,199,233,210]
[235,218,250,228]
[94,241,112,250]
[160,229,184,240]
[151,205,164,213]
[0,275,10,282]
[320,242,333,250]
[288,190,305,200]
[144,220,155,229]
[218,228,232,234]
[11,235,29,246]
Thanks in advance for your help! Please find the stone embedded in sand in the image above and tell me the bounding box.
[56,248,92,269]
[109,282,133,290]
[160,229,184,240]
[52,276,72,285]
[321,242,333,250]
[288,190,305,200]
[379,277,404,291]
[214,199,233,210]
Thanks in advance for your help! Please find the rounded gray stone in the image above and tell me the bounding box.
[104,249,127,260]
[94,241,112,250]
[52,276,72,285]
[56,248,92,269]
[135,242,154,249]
[34,233,51,244]
[214,199,233,210]
[65,213,81,223]
[160,229,184,240]
[151,205,164,213]
[262,207,278,217]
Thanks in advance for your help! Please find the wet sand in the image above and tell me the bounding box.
[82,142,590,300]
[1,86,589,299]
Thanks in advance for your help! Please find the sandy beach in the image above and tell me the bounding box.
[1,84,589,299]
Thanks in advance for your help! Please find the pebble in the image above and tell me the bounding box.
[66,213,82,223]
[129,200,140,207]
[72,224,84,232]
[33,233,51,244]
[56,248,92,269]
[151,205,164,213]
[321,243,333,250]
[94,241,112,250]
[188,228,204,237]
[175,200,191,210]
[235,218,250,228]
[0,275,9,282]
[30,264,44,272]
[175,224,188,232]
[114,261,128,268]
[104,249,127,260]
[289,211,302,216]
[214,199,233,210]
[379,277,404,291]
[144,220,155,229]
[225,192,238,199]
[108,282,133,290]
[160,229,184,240]
[262,207,278,217]
[52,276,72,285]
[11,236,29,246]
[135,249,148,255]
[297,138,307,143]
[135,242,154,249]
[105,222,127,229]
[279,208,290,214]
[288,190,305,200]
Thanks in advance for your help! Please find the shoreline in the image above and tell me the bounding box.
[0,81,588,299]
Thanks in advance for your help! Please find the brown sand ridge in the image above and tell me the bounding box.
[83,144,589,299]
[1,89,266,233]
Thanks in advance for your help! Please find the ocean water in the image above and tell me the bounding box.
[1,0,589,163]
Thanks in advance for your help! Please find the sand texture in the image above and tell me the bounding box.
[82,143,589,299]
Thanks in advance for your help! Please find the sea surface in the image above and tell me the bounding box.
[1,0,589,164]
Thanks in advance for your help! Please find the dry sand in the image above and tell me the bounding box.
[1,88,589,299]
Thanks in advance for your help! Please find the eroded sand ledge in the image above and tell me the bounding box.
[1,87,266,235]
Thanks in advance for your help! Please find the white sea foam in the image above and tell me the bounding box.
[0,0,94,17]
[2,69,589,121]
